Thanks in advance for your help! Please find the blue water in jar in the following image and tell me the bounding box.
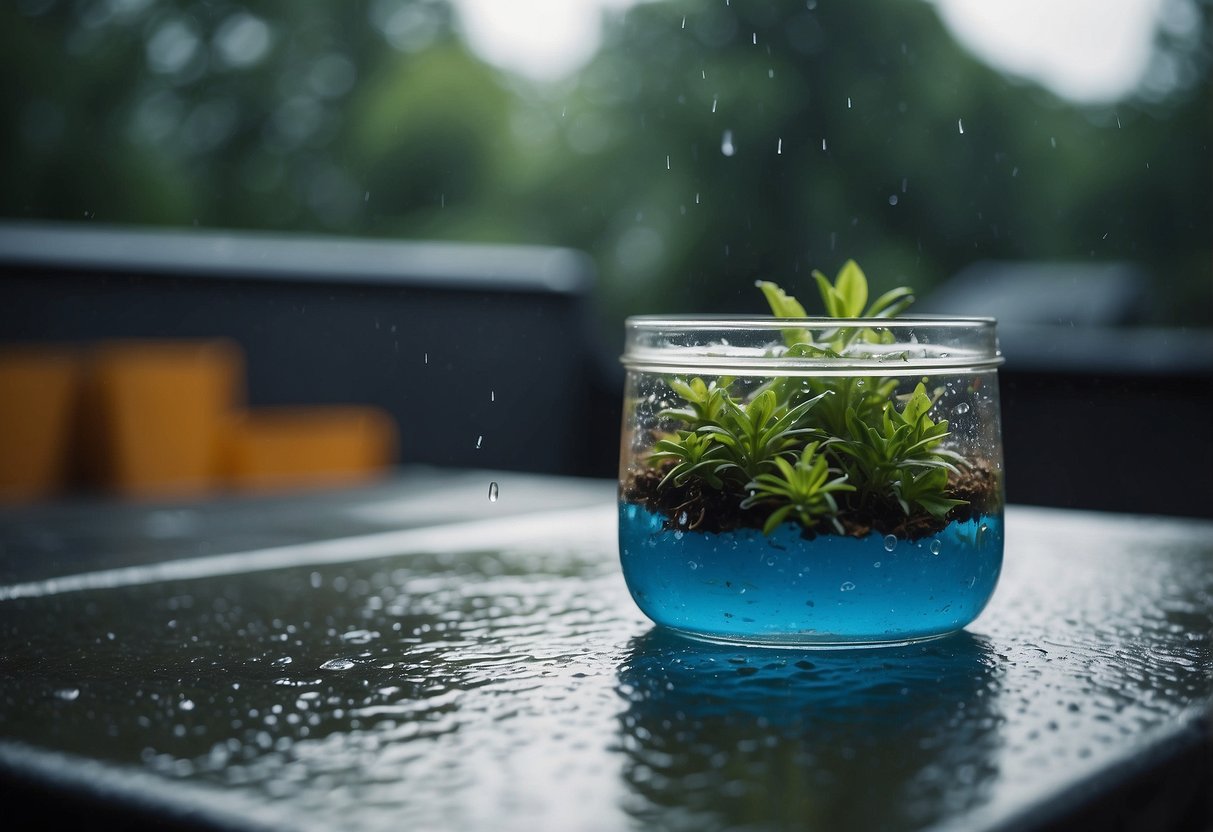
[618,503,1003,646]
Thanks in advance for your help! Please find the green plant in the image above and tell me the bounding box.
[835,382,967,517]
[741,442,856,535]
[646,260,972,536]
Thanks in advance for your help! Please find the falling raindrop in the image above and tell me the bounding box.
[55,688,80,701]
[777,137,782,155]
[423,352,429,364]
[695,192,701,204]
[681,14,686,28]
[930,539,942,556]
[958,118,965,134]
[822,138,827,151]
[721,129,735,156]
[490,390,495,402]
[666,154,671,170]
[1050,136,1056,148]
[475,435,483,449]
[847,96,852,108]
[711,97,717,113]
[752,32,757,45]
[364,191,369,203]
[488,481,499,502]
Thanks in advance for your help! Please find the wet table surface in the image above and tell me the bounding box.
[1,468,1211,831]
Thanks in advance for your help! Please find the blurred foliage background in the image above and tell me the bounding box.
[2,0,1210,332]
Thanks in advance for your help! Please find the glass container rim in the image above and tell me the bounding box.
[625,314,998,328]
[621,314,1003,374]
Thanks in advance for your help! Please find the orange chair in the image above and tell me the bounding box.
[0,347,82,502]
[223,406,398,492]
[84,339,244,499]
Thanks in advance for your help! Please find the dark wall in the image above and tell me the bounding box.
[0,225,621,479]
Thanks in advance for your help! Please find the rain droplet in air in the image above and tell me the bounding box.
[930,539,942,556]
[490,390,495,402]
[488,481,499,502]
[847,96,852,109]
[721,130,735,156]
[423,352,429,364]
[822,138,828,151]
[958,118,964,134]
[695,192,701,204]
[752,32,757,45]
[883,534,897,552]
[475,435,483,449]
[666,154,671,170]
[55,688,80,701]
[681,14,686,28]
[179,699,195,711]
[364,191,370,203]
[777,137,782,155]
[888,195,899,206]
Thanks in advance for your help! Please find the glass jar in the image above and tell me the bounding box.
[618,316,1004,647]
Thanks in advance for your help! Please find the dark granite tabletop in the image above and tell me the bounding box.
[1,469,1210,831]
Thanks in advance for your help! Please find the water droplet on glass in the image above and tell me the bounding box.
[320,659,355,671]
[55,688,80,701]
[677,510,688,526]
[954,402,971,415]
[840,581,856,592]
[888,195,899,206]
[873,561,882,568]
[958,118,965,134]
[883,534,897,552]
[686,560,697,570]
[930,539,942,555]
[721,129,735,157]
[179,699,195,711]
[488,481,499,502]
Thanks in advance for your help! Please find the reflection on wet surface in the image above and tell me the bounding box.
[0,505,1210,831]
[617,631,1001,830]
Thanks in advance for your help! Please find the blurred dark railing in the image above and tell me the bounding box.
[921,261,1213,518]
[0,222,621,483]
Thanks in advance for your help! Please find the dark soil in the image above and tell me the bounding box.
[621,460,1001,541]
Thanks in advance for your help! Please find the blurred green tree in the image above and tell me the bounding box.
[1,0,1208,327]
